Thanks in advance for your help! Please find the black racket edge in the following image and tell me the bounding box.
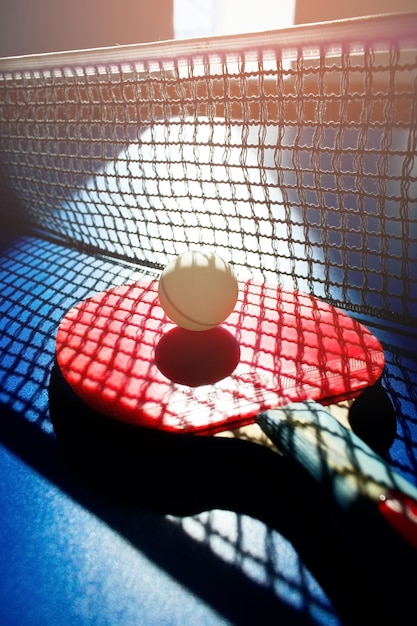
[49,360,397,510]
[348,377,397,457]
[49,360,396,481]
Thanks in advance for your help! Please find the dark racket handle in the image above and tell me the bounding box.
[258,400,417,550]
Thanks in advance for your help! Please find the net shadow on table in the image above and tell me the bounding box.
[0,230,416,624]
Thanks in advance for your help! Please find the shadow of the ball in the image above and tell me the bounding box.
[154,326,240,387]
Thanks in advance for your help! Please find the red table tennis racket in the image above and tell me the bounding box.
[53,278,417,575]
[55,277,385,436]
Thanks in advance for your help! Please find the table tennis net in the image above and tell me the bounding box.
[0,13,416,325]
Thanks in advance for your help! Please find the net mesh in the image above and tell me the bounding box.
[0,14,416,324]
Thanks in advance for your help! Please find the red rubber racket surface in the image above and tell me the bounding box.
[55,278,384,434]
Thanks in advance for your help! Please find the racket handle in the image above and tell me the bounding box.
[257,401,417,550]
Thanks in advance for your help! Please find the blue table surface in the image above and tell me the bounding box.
[0,229,416,625]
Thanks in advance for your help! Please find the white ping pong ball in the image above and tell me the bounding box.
[158,251,239,331]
